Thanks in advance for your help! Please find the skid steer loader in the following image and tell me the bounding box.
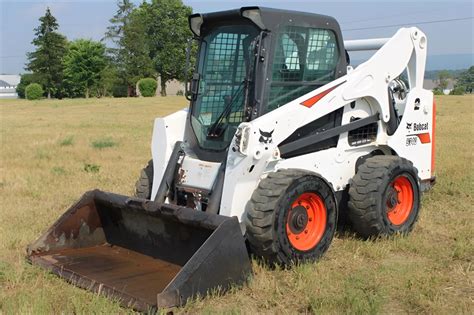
[28,6,436,311]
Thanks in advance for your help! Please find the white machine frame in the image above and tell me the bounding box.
[150,27,435,228]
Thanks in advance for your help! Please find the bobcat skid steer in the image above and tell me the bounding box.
[28,7,436,312]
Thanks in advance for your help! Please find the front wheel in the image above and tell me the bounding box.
[245,169,337,266]
[134,160,153,199]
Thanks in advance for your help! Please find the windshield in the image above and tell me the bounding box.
[191,24,259,151]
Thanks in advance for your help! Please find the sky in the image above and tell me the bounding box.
[0,0,473,74]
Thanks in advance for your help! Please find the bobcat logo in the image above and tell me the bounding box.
[259,129,274,144]
[406,122,413,130]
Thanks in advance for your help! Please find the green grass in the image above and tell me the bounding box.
[51,166,66,175]
[0,95,473,314]
[83,163,100,173]
[58,135,74,146]
[91,137,118,149]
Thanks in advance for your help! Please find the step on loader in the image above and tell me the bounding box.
[28,6,436,312]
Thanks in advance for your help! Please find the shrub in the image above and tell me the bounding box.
[176,89,184,96]
[16,73,42,98]
[25,83,44,100]
[138,78,157,97]
[112,83,129,98]
[432,88,444,95]
[450,85,465,95]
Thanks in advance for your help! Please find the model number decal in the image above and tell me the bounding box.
[406,136,418,146]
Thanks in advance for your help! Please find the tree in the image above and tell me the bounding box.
[432,88,444,95]
[26,7,68,98]
[456,66,474,93]
[121,8,155,96]
[95,62,119,97]
[449,85,465,95]
[104,0,135,51]
[63,39,107,98]
[139,0,192,95]
[103,0,135,95]
[436,70,451,91]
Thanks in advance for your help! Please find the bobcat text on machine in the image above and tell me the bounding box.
[28,7,436,311]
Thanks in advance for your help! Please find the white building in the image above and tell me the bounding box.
[423,78,455,95]
[0,75,21,99]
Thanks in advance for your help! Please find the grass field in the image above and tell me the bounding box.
[0,95,472,314]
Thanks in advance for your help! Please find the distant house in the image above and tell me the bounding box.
[161,79,185,96]
[0,75,21,99]
[423,78,455,95]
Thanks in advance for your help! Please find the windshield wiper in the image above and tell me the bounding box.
[207,80,247,138]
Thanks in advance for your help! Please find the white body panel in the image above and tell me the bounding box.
[150,109,187,201]
[387,88,434,179]
[149,27,434,228]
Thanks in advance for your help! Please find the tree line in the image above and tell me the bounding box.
[17,0,192,99]
[432,67,473,95]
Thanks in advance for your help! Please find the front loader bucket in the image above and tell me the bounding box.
[27,190,251,311]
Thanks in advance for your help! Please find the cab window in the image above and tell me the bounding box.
[268,26,339,111]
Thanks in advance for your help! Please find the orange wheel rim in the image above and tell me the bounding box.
[386,176,414,225]
[286,192,327,251]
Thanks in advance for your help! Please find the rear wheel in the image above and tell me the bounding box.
[348,156,420,238]
[245,169,337,265]
[135,160,153,199]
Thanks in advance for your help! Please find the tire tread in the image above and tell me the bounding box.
[348,155,419,238]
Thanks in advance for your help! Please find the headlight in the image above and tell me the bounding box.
[234,124,251,155]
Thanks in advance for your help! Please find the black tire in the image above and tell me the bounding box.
[135,160,153,199]
[348,155,420,238]
[245,169,337,266]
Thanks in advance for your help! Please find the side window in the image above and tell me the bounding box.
[268,26,340,111]
[305,29,339,79]
[284,37,300,70]
[272,31,305,82]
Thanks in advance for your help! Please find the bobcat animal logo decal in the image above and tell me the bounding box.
[406,122,413,130]
[259,129,274,144]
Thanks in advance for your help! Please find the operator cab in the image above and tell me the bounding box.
[185,7,347,161]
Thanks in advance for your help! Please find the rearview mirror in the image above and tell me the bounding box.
[185,38,200,101]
